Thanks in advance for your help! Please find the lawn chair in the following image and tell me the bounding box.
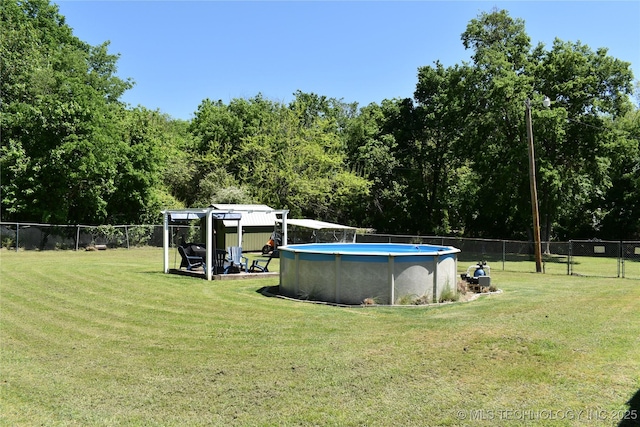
[226,246,249,273]
[248,249,279,273]
[210,249,229,274]
[178,245,204,271]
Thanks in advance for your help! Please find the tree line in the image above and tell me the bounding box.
[2,0,639,240]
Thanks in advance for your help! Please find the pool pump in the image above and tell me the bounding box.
[461,261,491,287]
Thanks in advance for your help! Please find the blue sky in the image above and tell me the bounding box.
[56,1,640,120]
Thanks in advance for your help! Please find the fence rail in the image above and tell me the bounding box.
[0,222,198,251]
[356,233,640,280]
[2,223,639,279]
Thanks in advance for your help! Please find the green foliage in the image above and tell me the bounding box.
[1,2,637,240]
[411,8,636,239]
[1,0,133,225]
[189,92,369,223]
[90,224,124,246]
[533,38,635,239]
[594,109,640,238]
[157,119,201,209]
[107,108,183,224]
[126,225,153,246]
[414,63,472,235]
[344,102,407,232]
[2,236,15,250]
[461,8,531,70]
[438,287,460,303]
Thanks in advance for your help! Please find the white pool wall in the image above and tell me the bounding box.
[279,243,460,305]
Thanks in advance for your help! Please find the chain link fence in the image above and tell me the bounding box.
[566,240,640,279]
[0,222,200,251]
[569,240,621,278]
[622,241,640,280]
[2,222,638,279]
[356,233,638,279]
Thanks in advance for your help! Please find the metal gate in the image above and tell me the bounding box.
[622,241,640,279]
[569,240,621,278]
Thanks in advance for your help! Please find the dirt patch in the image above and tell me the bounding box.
[457,280,501,303]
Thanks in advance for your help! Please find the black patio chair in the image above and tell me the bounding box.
[178,245,204,271]
[248,249,279,273]
[213,249,229,274]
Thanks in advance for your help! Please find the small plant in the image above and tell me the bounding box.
[438,287,459,303]
[413,295,431,305]
[185,223,201,244]
[54,242,71,250]
[128,225,153,247]
[394,294,432,305]
[91,225,125,248]
[457,280,468,295]
[395,294,418,305]
[2,237,15,250]
[298,286,323,301]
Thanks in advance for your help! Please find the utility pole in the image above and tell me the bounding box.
[525,98,543,273]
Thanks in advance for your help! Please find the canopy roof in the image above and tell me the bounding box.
[211,204,278,227]
[277,218,356,230]
[167,209,242,222]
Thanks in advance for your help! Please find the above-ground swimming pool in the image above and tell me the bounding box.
[279,243,460,305]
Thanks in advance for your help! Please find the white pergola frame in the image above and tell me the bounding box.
[276,218,357,243]
[162,207,289,280]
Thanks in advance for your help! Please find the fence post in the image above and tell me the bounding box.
[502,240,506,271]
[618,241,622,278]
[125,225,130,249]
[621,242,625,278]
[15,223,19,251]
[568,240,572,275]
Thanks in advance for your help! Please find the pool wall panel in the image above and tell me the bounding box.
[394,263,433,303]
[279,244,460,305]
[339,257,391,304]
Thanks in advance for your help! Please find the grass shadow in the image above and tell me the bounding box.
[619,388,640,427]
[256,285,280,298]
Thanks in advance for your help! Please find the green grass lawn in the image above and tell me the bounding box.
[1,248,639,426]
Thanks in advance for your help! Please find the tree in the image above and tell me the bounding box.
[532,39,635,239]
[445,9,635,239]
[414,62,472,235]
[1,0,133,224]
[453,9,537,238]
[589,108,640,239]
[157,118,199,209]
[344,101,410,233]
[107,107,182,224]
[189,92,369,223]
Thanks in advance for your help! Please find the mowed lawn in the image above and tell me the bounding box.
[1,248,639,426]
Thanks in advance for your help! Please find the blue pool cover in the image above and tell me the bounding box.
[281,243,460,256]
